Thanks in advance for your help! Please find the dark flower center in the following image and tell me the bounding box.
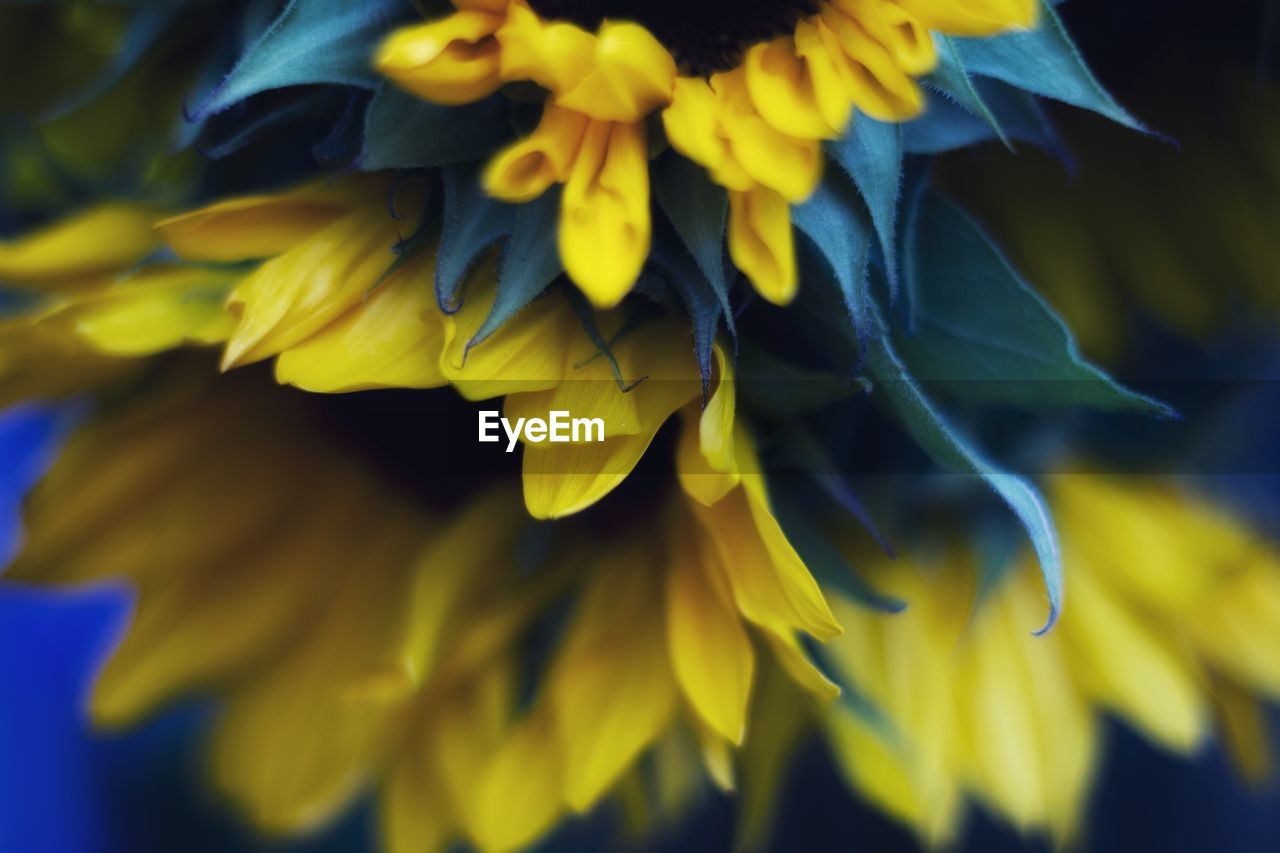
[526,0,823,75]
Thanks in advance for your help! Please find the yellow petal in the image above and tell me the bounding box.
[952,568,1098,838]
[483,104,590,203]
[0,203,158,286]
[274,250,448,393]
[879,1,939,75]
[559,120,651,308]
[381,741,454,853]
[156,183,357,262]
[221,204,411,369]
[496,1,597,94]
[661,77,755,193]
[715,69,823,202]
[694,455,842,642]
[553,21,676,123]
[1062,562,1209,754]
[728,186,798,304]
[666,520,755,743]
[744,33,847,141]
[441,272,578,400]
[550,550,677,811]
[820,4,925,122]
[895,0,1038,36]
[519,323,700,518]
[68,266,237,356]
[210,512,424,833]
[91,485,361,728]
[471,711,564,853]
[676,415,740,506]
[376,11,505,105]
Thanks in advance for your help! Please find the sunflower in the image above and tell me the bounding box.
[375,0,1036,306]
[822,472,1280,845]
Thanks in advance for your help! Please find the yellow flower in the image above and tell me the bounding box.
[1,332,845,853]
[375,0,1035,307]
[820,472,1280,844]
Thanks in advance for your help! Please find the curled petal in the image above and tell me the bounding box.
[376,11,505,105]
[715,70,823,202]
[821,5,925,122]
[744,31,848,140]
[661,78,754,192]
[555,22,677,122]
[559,120,651,307]
[483,105,590,203]
[728,186,798,305]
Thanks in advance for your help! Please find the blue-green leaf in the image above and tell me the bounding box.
[794,170,873,335]
[194,0,410,118]
[470,189,562,347]
[650,219,723,392]
[652,151,733,326]
[952,0,1142,130]
[827,115,902,293]
[926,34,1010,148]
[895,194,1173,417]
[436,162,516,311]
[360,84,511,171]
[863,301,1062,633]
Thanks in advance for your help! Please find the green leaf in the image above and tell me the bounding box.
[652,151,733,325]
[863,301,1062,633]
[469,188,562,347]
[794,169,874,335]
[952,0,1143,130]
[360,84,512,171]
[926,34,1011,148]
[194,0,409,118]
[826,115,902,293]
[895,194,1173,417]
[436,162,516,311]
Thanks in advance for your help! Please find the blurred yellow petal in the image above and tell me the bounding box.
[879,0,939,75]
[666,522,755,743]
[0,203,158,286]
[68,266,237,356]
[1189,561,1280,697]
[381,743,453,853]
[471,711,564,853]
[1062,563,1209,754]
[728,186,798,304]
[157,184,356,262]
[210,512,425,832]
[376,11,505,105]
[550,551,677,811]
[559,119,650,307]
[895,0,1038,36]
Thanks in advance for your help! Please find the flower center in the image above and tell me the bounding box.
[526,0,822,75]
